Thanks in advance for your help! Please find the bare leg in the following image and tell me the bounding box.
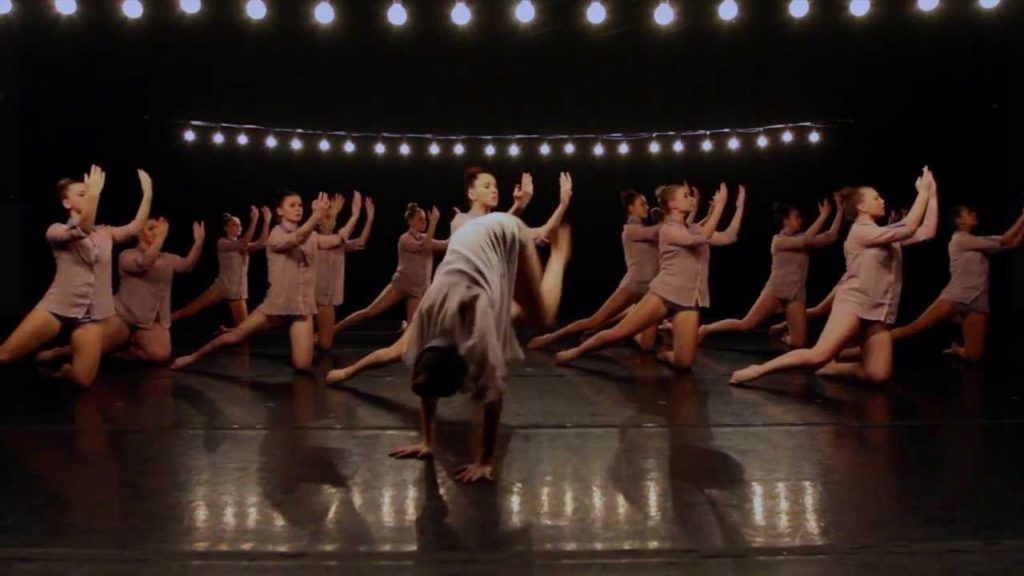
[699,293,782,343]
[227,299,249,326]
[325,330,412,384]
[528,287,639,350]
[405,297,421,325]
[289,316,316,371]
[128,328,172,364]
[55,322,105,388]
[633,324,658,351]
[555,294,667,364]
[334,285,406,333]
[891,298,958,340]
[37,315,131,363]
[730,309,862,384]
[0,308,63,365]
[172,284,224,323]
[817,322,893,384]
[771,286,837,337]
[171,311,277,370]
[515,224,572,328]
[944,312,988,362]
[316,304,336,351]
[658,310,701,369]
[783,300,810,348]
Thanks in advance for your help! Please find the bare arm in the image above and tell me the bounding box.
[347,198,375,251]
[710,185,746,246]
[336,192,363,241]
[508,173,534,217]
[1000,210,1024,247]
[242,206,259,246]
[249,206,272,251]
[139,219,170,269]
[76,165,105,234]
[700,184,730,240]
[809,196,844,248]
[893,167,935,238]
[529,172,573,242]
[111,169,154,244]
[292,192,331,246]
[177,222,206,272]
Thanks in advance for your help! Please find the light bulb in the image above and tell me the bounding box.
[374,142,387,155]
[718,0,738,22]
[180,0,201,15]
[654,2,674,26]
[617,142,630,155]
[540,142,551,156]
[265,134,278,148]
[246,0,267,21]
[343,140,355,153]
[429,142,441,156]
[509,143,521,157]
[781,130,794,143]
[213,132,225,145]
[917,0,939,12]
[55,0,77,16]
[237,133,249,146]
[702,138,713,152]
[314,1,335,24]
[788,0,809,19]
[672,139,684,153]
[727,136,740,151]
[183,128,197,142]
[849,0,870,17]
[515,0,535,23]
[399,142,411,156]
[122,0,143,19]
[290,137,303,151]
[454,142,465,156]
[586,1,606,25]
[564,142,576,155]
[756,134,769,148]
[593,142,605,157]
[979,0,1001,9]
[451,1,471,26]
[0,0,13,16]
[319,138,331,152]
[808,130,821,144]
[649,141,661,154]
[484,143,496,157]
[387,1,407,25]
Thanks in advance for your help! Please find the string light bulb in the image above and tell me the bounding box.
[314,1,335,25]
[343,140,356,153]
[265,134,278,149]
[718,0,738,22]
[756,134,769,148]
[55,0,77,16]
[399,142,411,156]
[179,0,201,15]
[290,137,303,151]
[586,1,606,25]
[649,140,661,154]
[617,141,630,155]
[702,137,713,152]
[654,2,674,26]
[122,0,143,19]
[387,1,407,26]
[540,142,551,156]
[788,0,809,19]
[781,130,794,143]
[319,138,331,152]
[245,0,267,21]
[727,135,740,151]
[808,130,821,143]
[509,143,521,157]
[213,132,225,145]
[849,0,870,17]
[0,0,12,16]
[979,0,1001,9]
[237,133,249,146]
[917,0,939,12]
[454,142,465,156]
[451,1,471,26]
[484,143,496,156]
[429,142,441,156]
[593,142,605,157]
[183,128,197,143]
[672,139,684,153]
[374,142,387,155]
[564,142,576,155]
[515,0,536,24]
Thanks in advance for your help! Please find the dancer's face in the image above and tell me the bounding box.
[409,209,427,232]
[468,173,499,209]
[955,207,979,229]
[628,196,650,220]
[61,182,89,214]
[672,186,697,213]
[784,209,803,233]
[139,218,163,246]
[224,217,242,239]
[276,194,304,224]
[858,188,886,219]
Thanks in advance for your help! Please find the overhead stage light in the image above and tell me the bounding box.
[387,1,407,26]
[586,1,606,25]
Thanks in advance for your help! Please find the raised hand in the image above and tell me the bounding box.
[454,463,494,483]
[559,172,573,205]
[351,190,363,213]
[84,165,106,197]
[193,221,206,243]
[250,205,259,221]
[260,205,272,221]
[137,169,152,197]
[915,166,934,196]
[365,197,375,217]
[818,198,833,216]
[833,191,843,211]
[388,443,433,460]
[329,193,345,216]
[429,205,440,224]
[713,183,728,208]
[736,185,747,208]
[155,217,170,239]
[312,192,331,217]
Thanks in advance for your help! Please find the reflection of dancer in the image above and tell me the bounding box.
[38,218,204,364]
[889,205,1024,361]
[731,167,938,385]
[376,214,571,483]
[172,206,271,327]
[315,196,374,351]
[333,203,443,335]
[528,188,660,351]
[0,166,152,387]
[699,194,842,347]
[554,183,744,370]
[171,192,351,372]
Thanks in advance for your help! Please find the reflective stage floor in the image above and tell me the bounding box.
[1,329,1023,574]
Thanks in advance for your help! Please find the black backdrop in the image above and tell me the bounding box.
[2,0,1022,348]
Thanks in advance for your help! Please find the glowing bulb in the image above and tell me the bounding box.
[484,143,496,157]
[314,1,335,24]
[387,1,407,26]
[718,0,738,21]
[246,0,267,20]
[540,142,551,156]
[454,142,465,156]
[213,132,225,145]
[183,128,196,142]
[180,0,201,15]
[451,1,471,26]
[649,140,661,154]
[0,0,12,16]
[515,0,535,23]
[265,134,278,148]
[342,140,355,153]
[586,1,606,24]
[654,2,674,26]
[55,0,77,16]
[917,0,939,12]
[399,142,411,156]
[509,143,521,157]
[672,139,684,153]
[617,142,630,155]
[122,0,144,18]
[849,0,870,17]
[702,138,713,152]
[290,137,303,151]
[237,133,249,146]
[593,142,605,157]
[808,130,821,144]
[727,136,740,151]
[564,142,576,155]
[979,0,1001,9]
[319,138,331,152]
[757,134,769,148]
[781,130,794,143]
[374,142,386,155]
[788,0,809,19]
[428,142,441,156]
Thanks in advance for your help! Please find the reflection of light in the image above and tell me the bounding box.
[273,511,285,528]
[540,485,551,518]
[776,482,790,532]
[644,479,661,525]
[591,485,605,525]
[352,486,363,511]
[193,499,210,529]
[223,495,237,529]
[246,495,259,530]
[617,493,628,522]
[405,484,417,523]
[803,481,822,538]
[752,482,766,527]
[510,483,523,526]
[381,486,395,527]
[563,487,575,519]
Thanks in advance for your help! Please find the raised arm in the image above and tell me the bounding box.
[336,191,363,241]
[809,193,844,248]
[623,223,661,243]
[779,197,834,251]
[902,168,939,246]
[999,209,1024,248]
[249,206,272,251]
[138,218,170,269]
[697,183,729,241]
[293,192,331,246]
[529,172,573,242]
[347,198,375,252]
[508,173,534,217]
[75,165,105,234]
[686,187,700,226]
[710,185,746,246]
[111,169,154,244]
[175,221,206,273]
[241,206,259,246]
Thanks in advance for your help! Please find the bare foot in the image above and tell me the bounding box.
[729,365,762,385]
[325,367,355,385]
[528,334,555,350]
[399,321,408,334]
[942,342,961,357]
[170,355,195,370]
[658,320,672,332]
[554,350,576,365]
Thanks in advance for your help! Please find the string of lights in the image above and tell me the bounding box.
[179,119,841,159]
[0,0,1004,24]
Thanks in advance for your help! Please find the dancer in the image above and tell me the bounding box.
[887,205,1024,361]
[316,197,375,351]
[379,214,572,482]
[698,194,843,347]
[528,188,661,351]
[730,167,939,385]
[38,218,205,364]
[0,166,152,387]
[171,192,353,371]
[172,205,271,327]
[332,203,444,335]
[323,170,575,385]
[554,182,745,370]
